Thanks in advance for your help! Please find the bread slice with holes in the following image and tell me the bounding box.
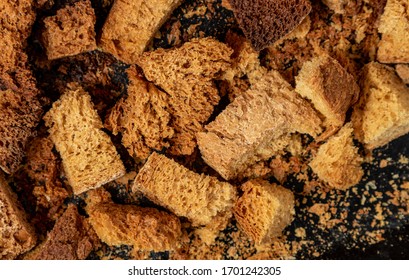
[234,179,295,244]
[352,62,409,149]
[100,0,182,64]
[133,152,237,226]
[43,83,125,194]
[0,172,36,259]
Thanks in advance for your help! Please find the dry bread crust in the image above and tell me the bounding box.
[87,202,182,251]
[100,0,183,64]
[197,70,322,181]
[234,179,295,244]
[26,204,99,260]
[106,66,174,160]
[42,0,97,60]
[295,55,360,139]
[377,0,409,63]
[137,38,233,156]
[309,123,364,190]
[228,0,312,51]
[43,84,125,195]
[133,152,237,226]
[0,172,36,259]
[352,62,409,149]
[396,64,409,84]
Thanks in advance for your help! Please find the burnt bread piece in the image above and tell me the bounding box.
[43,84,125,195]
[42,0,97,60]
[0,172,36,259]
[137,38,232,156]
[197,70,322,180]
[295,55,360,139]
[228,0,312,51]
[106,66,174,160]
[234,179,295,244]
[87,201,182,252]
[26,204,99,260]
[377,0,409,63]
[309,123,364,190]
[133,152,237,226]
[100,0,183,64]
[352,62,409,150]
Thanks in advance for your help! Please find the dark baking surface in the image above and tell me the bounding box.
[15,0,409,259]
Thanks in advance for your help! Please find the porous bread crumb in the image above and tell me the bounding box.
[137,37,232,156]
[106,66,174,160]
[396,64,409,84]
[234,179,295,244]
[26,204,99,260]
[87,202,182,252]
[100,0,183,64]
[43,83,125,195]
[377,0,409,63]
[42,0,97,60]
[309,123,364,190]
[0,172,37,259]
[133,152,237,226]
[352,62,409,149]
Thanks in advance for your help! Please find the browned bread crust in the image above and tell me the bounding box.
[197,70,322,180]
[137,38,233,156]
[87,202,182,251]
[0,172,36,259]
[106,66,174,160]
[228,0,312,51]
[234,179,295,244]
[134,152,237,226]
[42,0,97,60]
[43,84,125,194]
[26,204,99,260]
[100,0,182,64]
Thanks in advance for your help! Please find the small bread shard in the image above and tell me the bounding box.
[106,66,174,160]
[100,0,183,64]
[322,0,348,14]
[137,38,233,156]
[43,84,125,195]
[228,0,312,51]
[87,202,182,251]
[0,172,37,259]
[42,0,97,60]
[295,55,360,138]
[309,123,364,190]
[396,64,409,84]
[26,204,99,260]
[0,90,42,174]
[352,62,409,149]
[377,0,409,63]
[133,152,237,226]
[197,70,322,180]
[234,179,295,244]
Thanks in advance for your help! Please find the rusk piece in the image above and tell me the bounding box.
[42,0,97,60]
[352,62,409,149]
[295,55,359,138]
[87,202,181,251]
[228,0,312,51]
[133,152,237,226]
[396,64,409,84]
[0,172,36,259]
[197,70,322,180]
[0,90,42,174]
[43,84,125,195]
[309,123,363,190]
[137,38,232,156]
[234,179,295,244]
[377,0,409,63]
[106,66,174,160]
[26,204,99,260]
[100,0,182,64]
